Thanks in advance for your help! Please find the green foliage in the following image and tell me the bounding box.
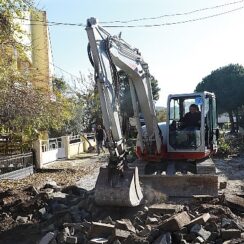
[118,70,161,136]
[156,107,167,122]
[52,77,68,93]
[195,64,244,114]
[196,64,244,132]
[216,133,244,157]
[216,135,232,156]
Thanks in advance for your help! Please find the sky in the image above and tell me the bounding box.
[34,0,244,106]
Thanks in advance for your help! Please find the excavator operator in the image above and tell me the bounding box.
[180,104,201,130]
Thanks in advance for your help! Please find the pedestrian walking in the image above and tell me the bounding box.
[95,125,106,155]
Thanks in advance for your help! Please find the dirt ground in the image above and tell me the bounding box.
[0,153,243,243]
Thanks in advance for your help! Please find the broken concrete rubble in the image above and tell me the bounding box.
[1,182,244,244]
[221,229,241,240]
[1,157,244,244]
[159,211,191,232]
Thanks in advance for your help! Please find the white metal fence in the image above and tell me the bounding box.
[34,134,96,168]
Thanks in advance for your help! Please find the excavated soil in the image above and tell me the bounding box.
[0,153,243,243]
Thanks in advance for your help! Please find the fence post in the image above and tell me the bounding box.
[33,140,42,169]
[63,136,70,159]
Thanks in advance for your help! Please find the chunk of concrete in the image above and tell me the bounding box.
[190,224,211,241]
[138,225,151,237]
[153,232,171,244]
[16,216,28,224]
[195,236,205,243]
[188,213,210,227]
[89,222,114,238]
[225,194,244,212]
[115,219,136,233]
[221,229,241,240]
[39,232,56,244]
[149,203,184,215]
[113,229,131,240]
[146,217,159,224]
[65,236,77,244]
[160,211,191,232]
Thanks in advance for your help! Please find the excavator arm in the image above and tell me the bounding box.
[86,17,162,166]
[86,17,162,206]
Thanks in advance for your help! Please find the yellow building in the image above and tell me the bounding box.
[14,10,54,91]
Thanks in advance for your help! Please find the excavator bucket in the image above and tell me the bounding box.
[94,167,143,207]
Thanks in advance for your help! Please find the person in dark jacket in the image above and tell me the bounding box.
[181,104,201,130]
[95,125,106,155]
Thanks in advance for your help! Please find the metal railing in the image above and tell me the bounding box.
[41,137,63,152]
[69,135,81,144]
[0,152,33,175]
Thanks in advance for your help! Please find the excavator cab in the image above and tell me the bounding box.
[167,92,218,157]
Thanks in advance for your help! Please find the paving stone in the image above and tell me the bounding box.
[192,195,215,202]
[225,194,244,212]
[39,207,47,216]
[39,231,57,244]
[138,225,151,237]
[205,221,218,232]
[194,236,205,243]
[65,236,78,244]
[184,232,197,242]
[208,232,219,242]
[221,228,241,240]
[190,224,211,241]
[115,219,136,233]
[89,222,115,238]
[160,211,191,232]
[51,192,67,199]
[135,225,145,232]
[113,229,131,240]
[146,217,159,224]
[188,213,210,227]
[149,203,183,215]
[134,216,144,226]
[16,216,28,224]
[221,217,240,229]
[152,232,171,244]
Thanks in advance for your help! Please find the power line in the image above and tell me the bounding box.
[102,6,244,28]
[14,0,244,28]
[101,0,244,24]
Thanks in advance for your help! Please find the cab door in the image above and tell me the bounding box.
[204,94,218,151]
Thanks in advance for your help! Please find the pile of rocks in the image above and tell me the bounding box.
[0,180,243,244]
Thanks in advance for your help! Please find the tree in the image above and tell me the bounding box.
[118,70,161,137]
[195,64,244,132]
[0,2,74,143]
[156,107,167,122]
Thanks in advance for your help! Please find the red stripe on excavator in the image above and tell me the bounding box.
[136,146,211,161]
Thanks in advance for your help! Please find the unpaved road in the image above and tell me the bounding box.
[0,153,243,201]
